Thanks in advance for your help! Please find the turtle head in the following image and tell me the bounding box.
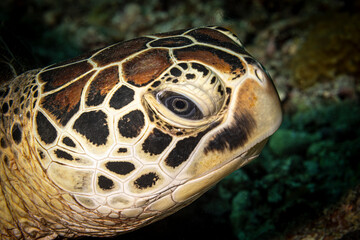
[21,26,282,236]
[142,30,282,207]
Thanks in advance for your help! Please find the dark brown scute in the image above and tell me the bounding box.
[142,128,173,156]
[35,111,58,144]
[11,123,22,144]
[117,148,128,153]
[62,137,76,148]
[38,149,45,159]
[164,129,210,168]
[73,110,109,146]
[0,137,7,148]
[105,161,135,175]
[2,102,9,114]
[134,172,159,189]
[117,110,145,138]
[173,45,246,78]
[169,67,182,77]
[178,63,188,70]
[41,70,95,126]
[191,62,209,76]
[98,175,114,190]
[186,28,249,55]
[122,49,172,86]
[149,37,193,48]
[150,80,161,88]
[185,73,195,80]
[109,85,135,110]
[86,66,119,107]
[39,60,93,92]
[54,149,74,161]
[91,37,153,67]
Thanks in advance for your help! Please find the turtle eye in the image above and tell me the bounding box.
[157,91,204,120]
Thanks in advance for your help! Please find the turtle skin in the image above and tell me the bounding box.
[0,26,282,239]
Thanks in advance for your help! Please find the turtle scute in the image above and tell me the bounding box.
[0,26,282,239]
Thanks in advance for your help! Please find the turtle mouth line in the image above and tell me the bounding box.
[187,152,248,182]
[224,152,254,170]
[193,148,261,182]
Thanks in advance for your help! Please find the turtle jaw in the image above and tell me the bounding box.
[169,140,265,204]
[141,141,266,229]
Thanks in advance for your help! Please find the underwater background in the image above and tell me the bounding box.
[1,0,359,239]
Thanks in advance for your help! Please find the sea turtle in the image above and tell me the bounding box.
[0,26,282,239]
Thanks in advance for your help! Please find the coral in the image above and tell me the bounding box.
[268,129,320,157]
[285,185,360,240]
[290,13,360,89]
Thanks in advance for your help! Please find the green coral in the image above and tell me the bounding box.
[291,13,360,89]
[202,101,360,240]
[268,129,320,156]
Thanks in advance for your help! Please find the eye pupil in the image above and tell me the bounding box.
[173,98,188,111]
[157,91,204,120]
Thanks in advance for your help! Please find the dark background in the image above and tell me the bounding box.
[1,0,360,239]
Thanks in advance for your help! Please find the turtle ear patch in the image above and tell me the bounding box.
[73,110,109,146]
[204,111,256,154]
